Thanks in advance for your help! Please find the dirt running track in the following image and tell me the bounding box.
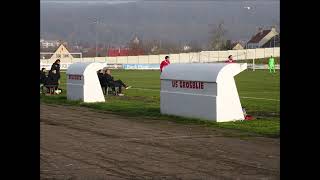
[40,104,279,180]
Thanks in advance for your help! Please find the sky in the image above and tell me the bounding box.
[40,0,280,46]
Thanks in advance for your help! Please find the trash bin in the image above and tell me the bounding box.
[160,63,247,122]
[66,62,107,103]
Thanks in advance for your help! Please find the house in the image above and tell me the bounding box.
[183,45,191,51]
[132,36,140,45]
[262,33,280,48]
[246,27,279,49]
[231,42,244,50]
[50,44,73,60]
[151,45,158,53]
[107,47,144,57]
[40,39,60,48]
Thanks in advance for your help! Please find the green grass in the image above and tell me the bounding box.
[41,69,280,138]
[237,57,280,64]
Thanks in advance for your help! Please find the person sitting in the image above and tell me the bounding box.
[40,68,47,93]
[104,69,131,96]
[97,69,104,86]
[45,70,60,94]
[40,68,47,84]
[97,69,109,95]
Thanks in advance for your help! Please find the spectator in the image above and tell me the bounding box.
[45,70,60,94]
[40,68,47,93]
[97,69,109,94]
[160,56,170,73]
[51,59,61,80]
[104,69,131,96]
[40,68,47,84]
[97,69,104,86]
[225,55,235,63]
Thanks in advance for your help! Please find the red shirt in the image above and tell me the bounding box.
[225,59,235,63]
[160,59,170,72]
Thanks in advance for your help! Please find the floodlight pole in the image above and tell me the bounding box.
[93,18,99,57]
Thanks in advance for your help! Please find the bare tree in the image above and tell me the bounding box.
[225,40,232,50]
[209,20,227,50]
[128,35,143,50]
[189,40,202,52]
[159,41,181,54]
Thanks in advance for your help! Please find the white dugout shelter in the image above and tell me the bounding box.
[160,63,247,122]
[66,62,107,103]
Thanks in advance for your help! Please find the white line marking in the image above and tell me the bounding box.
[58,85,280,102]
[240,91,278,94]
[131,88,280,101]
[240,96,280,102]
[131,87,159,92]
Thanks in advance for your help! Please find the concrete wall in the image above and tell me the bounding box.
[41,47,280,65]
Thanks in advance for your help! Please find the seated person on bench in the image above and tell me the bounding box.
[97,69,103,86]
[104,69,131,96]
[40,68,47,84]
[40,68,47,93]
[97,69,109,94]
[45,70,60,94]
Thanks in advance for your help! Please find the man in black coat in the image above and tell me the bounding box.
[104,69,131,95]
[50,59,61,80]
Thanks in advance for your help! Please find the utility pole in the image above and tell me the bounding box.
[93,17,100,57]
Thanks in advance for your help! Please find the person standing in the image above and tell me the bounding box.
[51,59,61,80]
[50,59,61,87]
[225,55,235,63]
[160,56,171,73]
[268,56,276,73]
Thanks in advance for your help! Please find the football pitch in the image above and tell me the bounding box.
[40,69,280,137]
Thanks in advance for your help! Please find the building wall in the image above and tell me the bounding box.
[232,44,244,50]
[40,40,60,48]
[259,30,279,47]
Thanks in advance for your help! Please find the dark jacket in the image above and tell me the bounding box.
[105,74,114,83]
[51,63,61,79]
[45,71,59,86]
[99,73,116,87]
[97,72,107,87]
[40,70,47,84]
[97,72,103,82]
